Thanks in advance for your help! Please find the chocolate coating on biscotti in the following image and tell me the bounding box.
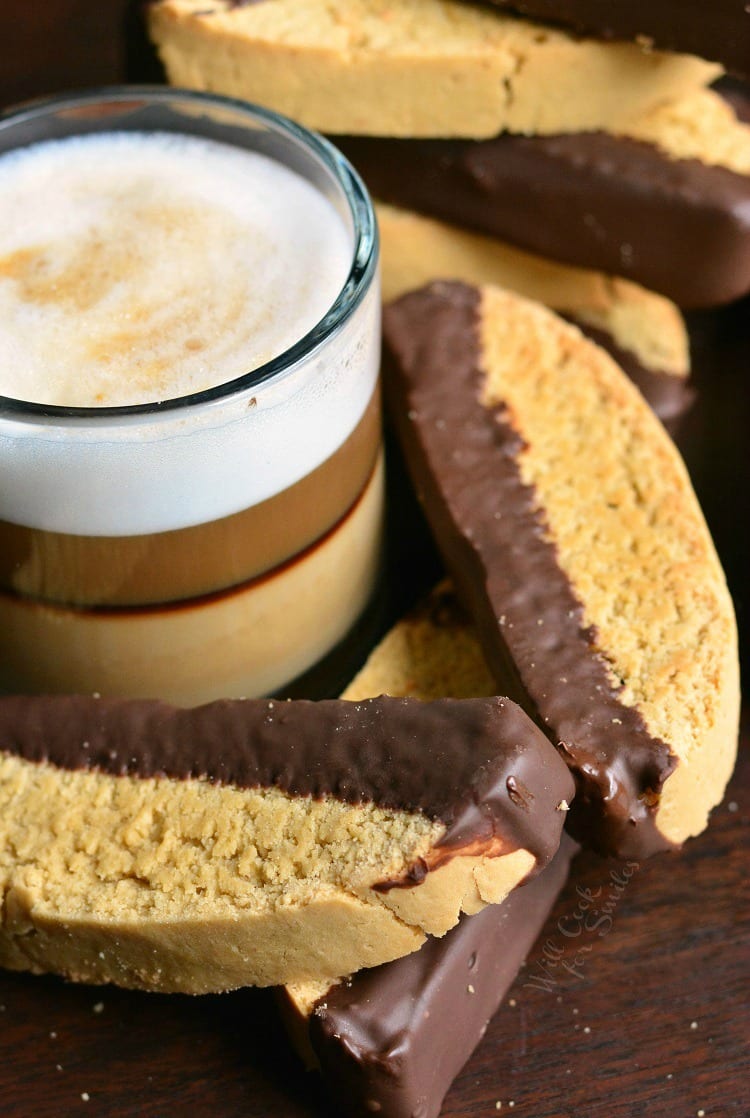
[482,0,749,78]
[339,131,750,306]
[0,693,572,869]
[383,282,678,857]
[305,833,577,1118]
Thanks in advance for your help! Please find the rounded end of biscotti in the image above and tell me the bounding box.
[654,618,741,848]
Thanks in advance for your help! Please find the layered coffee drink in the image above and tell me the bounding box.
[0,93,382,702]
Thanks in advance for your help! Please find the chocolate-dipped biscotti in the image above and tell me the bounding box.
[277,584,573,1118]
[281,835,578,1118]
[149,1,748,304]
[384,282,740,858]
[147,0,719,138]
[376,203,693,427]
[0,692,573,992]
[341,88,750,307]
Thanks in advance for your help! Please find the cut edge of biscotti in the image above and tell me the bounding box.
[375,202,690,388]
[0,693,572,993]
[147,0,720,138]
[383,281,740,856]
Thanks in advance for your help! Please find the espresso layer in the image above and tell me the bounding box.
[0,692,572,868]
[339,131,750,306]
[482,0,749,78]
[0,389,380,607]
[384,282,680,857]
[302,834,577,1118]
[0,450,385,702]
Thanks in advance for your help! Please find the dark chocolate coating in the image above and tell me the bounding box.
[304,834,577,1118]
[340,130,750,307]
[482,0,750,78]
[0,693,573,871]
[383,282,677,858]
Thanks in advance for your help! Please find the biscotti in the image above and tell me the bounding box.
[147,0,719,139]
[343,580,496,705]
[384,282,740,858]
[0,693,573,992]
[376,204,692,426]
[281,585,574,1117]
[342,88,750,306]
[281,834,578,1118]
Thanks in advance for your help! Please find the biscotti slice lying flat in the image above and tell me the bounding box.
[147,0,719,139]
[376,204,692,426]
[385,282,740,858]
[343,88,750,306]
[281,834,577,1118]
[481,0,749,78]
[279,586,573,1118]
[0,693,573,993]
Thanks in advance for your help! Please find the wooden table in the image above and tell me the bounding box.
[0,8,748,1116]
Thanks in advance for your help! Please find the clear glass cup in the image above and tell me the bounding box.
[0,87,382,703]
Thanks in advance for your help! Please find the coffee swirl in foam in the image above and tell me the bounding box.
[0,132,379,537]
[0,132,352,407]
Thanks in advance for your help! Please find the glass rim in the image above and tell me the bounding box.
[0,85,379,426]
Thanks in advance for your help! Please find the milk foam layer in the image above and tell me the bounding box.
[0,132,352,407]
[0,131,379,537]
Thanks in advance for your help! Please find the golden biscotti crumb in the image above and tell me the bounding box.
[148,0,719,138]
[343,582,494,702]
[620,87,750,174]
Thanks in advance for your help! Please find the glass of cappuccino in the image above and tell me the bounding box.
[0,88,382,702]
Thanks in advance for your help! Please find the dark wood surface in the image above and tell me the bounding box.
[0,7,748,1117]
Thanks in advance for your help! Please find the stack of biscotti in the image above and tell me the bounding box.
[0,276,739,1115]
[278,584,576,1118]
[149,0,750,313]
[141,4,746,1114]
[374,203,693,427]
[277,283,740,1116]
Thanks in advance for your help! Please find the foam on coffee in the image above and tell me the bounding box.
[0,132,351,407]
[0,132,379,536]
